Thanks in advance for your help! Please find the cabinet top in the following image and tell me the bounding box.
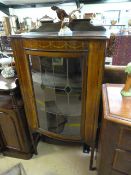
[102,84,131,127]
[10,31,109,40]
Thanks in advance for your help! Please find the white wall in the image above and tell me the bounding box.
[0,11,7,21]
[9,3,77,22]
[8,2,131,24]
[82,2,131,25]
[82,2,131,14]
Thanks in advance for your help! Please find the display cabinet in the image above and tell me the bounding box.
[11,31,108,151]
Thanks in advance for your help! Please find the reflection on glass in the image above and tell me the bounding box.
[29,55,83,137]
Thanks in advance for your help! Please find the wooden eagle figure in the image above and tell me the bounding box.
[51,6,69,21]
[51,5,81,24]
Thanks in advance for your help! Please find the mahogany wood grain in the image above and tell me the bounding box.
[113,149,131,174]
[0,75,33,159]
[11,31,108,39]
[11,32,108,145]
[97,84,131,175]
[0,111,26,151]
[38,128,81,142]
[84,39,106,146]
[103,84,131,127]
[118,128,131,152]
[11,39,39,129]
[97,121,120,175]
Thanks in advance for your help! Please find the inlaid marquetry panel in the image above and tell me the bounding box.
[23,39,88,51]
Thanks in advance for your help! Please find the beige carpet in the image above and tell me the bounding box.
[0,141,96,175]
[0,163,27,175]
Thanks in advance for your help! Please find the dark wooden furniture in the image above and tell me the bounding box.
[0,75,34,159]
[97,84,131,175]
[104,65,126,84]
[11,31,108,164]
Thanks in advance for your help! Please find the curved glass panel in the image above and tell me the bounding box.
[29,55,84,137]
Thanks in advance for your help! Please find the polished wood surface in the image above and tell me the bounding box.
[11,31,109,39]
[113,149,131,174]
[0,111,27,151]
[11,31,108,146]
[118,128,131,152]
[97,84,131,175]
[103,84,131,126]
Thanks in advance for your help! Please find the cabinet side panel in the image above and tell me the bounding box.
[84,40,106,146]
[11,38,38,129]
[97,121,120,175]
[0,112,22,151]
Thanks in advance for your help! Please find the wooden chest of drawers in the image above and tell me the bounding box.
[97,84,131,175]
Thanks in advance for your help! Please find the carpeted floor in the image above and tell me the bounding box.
[0,163,27,175]
[0,141,96,175]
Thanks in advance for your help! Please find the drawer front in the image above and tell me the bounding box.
[118,128,131,152]
[113,149,131,174]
